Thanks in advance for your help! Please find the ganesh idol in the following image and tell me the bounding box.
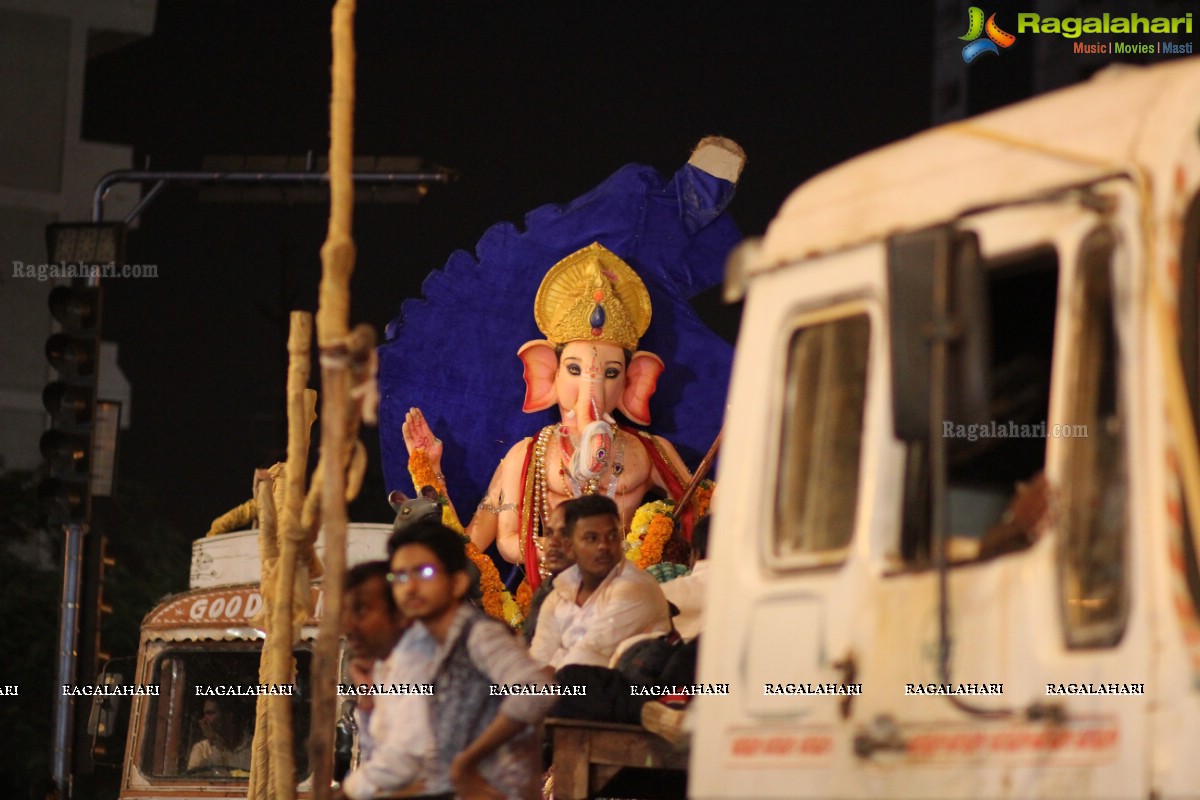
[402,243,692,584]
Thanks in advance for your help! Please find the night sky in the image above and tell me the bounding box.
[81,1,939,538]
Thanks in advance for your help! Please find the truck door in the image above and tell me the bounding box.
[852,193,1149,800]
[693,241,888,799]
[693,188,1151,800]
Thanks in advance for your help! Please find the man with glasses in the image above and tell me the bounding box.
[387,520,556,799]
[530,495,671,670]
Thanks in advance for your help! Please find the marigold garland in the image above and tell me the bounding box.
[464,539,507,621]
[408,448,509,622]
[626,499,675,569]
[638,514,675,569]
[408,448,438,492]
[693,480,715,519]
[515,579,534,618]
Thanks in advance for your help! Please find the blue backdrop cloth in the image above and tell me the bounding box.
[377,156,741,522]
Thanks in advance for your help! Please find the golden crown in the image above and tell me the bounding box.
[533,243,652,351]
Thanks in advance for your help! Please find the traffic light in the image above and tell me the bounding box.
[39,222,124,526]
[40,282,102,525]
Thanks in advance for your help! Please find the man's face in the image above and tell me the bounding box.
[199,700,221,740]
[566,513,622,584]
[342,575,405,659]
[539,505,573,576]
[388,544,459,622]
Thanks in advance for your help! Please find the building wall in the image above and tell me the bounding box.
[0,0,154,472]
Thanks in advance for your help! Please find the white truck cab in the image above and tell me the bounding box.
[693,58,1200,799]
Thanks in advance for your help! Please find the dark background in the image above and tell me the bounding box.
[81,1,940,538]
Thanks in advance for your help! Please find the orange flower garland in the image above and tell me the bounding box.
[466,540,506,620]
[515,579,534,618]
[637,514,675,570]
[407,447,520,627]
[409,448,438,490]
[693,480,715,519]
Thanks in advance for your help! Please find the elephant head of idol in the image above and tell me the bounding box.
[517,243,663,485]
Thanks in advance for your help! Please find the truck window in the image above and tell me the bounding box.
[1058,229,1127,648]
[899,248,1057,565]
[139,645,313,780]
[774,311,870,562]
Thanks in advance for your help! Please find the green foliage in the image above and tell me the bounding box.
[0,470,191,799]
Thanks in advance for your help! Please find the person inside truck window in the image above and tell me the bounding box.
[339,561,435,800]
[387,518,556,800]
[187,698,252,773]
[976,473,1051,559]
[529,495,672,670]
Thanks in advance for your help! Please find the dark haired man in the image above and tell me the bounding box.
[339,561,432,800]
[523,503,574,644]
[187,698,251,771]
[529,495,671,669]
[387,520,555,800]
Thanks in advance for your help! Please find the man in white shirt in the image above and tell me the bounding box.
[530,495,671,670]
[338,562,434,800]
[187,699,251,772]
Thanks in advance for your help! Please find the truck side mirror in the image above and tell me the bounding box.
[88,657,135,766]
[887,227,991,441]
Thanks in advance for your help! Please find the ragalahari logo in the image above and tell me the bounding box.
[960,7,1016,62]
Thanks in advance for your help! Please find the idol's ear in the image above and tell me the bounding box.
[618,351,664,426]
[517,340,559,413]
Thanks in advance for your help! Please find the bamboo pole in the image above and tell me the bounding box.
[310,2,357,797]
[247,467,281,800]
[266,312,314,800]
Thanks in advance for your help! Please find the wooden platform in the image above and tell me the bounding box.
[546,717,688,800]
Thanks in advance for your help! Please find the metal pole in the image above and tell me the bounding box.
[51,249,105,793]
[51,522,85,793]
[92,167,455,223]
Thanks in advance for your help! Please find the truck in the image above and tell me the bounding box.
[97,524,390,800]
[693,57,1200,799]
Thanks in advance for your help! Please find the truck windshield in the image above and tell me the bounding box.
[139,644,313,780]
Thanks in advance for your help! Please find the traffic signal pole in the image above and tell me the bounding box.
[43,224,120,796]
[52,522,85,790]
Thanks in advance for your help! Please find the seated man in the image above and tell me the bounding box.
[523,503,575,644]
[388,519,557,799]
[187,698,251,772]
[539,505,706,747]
[530,495,671,669]
[339,561,433,800]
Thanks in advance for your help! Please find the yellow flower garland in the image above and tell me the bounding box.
[626,499,674,569]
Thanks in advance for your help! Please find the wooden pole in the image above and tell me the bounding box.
[673,426,723,522]
[267,312,313,800]
[310,2,357,797]
[247,467,281,800]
